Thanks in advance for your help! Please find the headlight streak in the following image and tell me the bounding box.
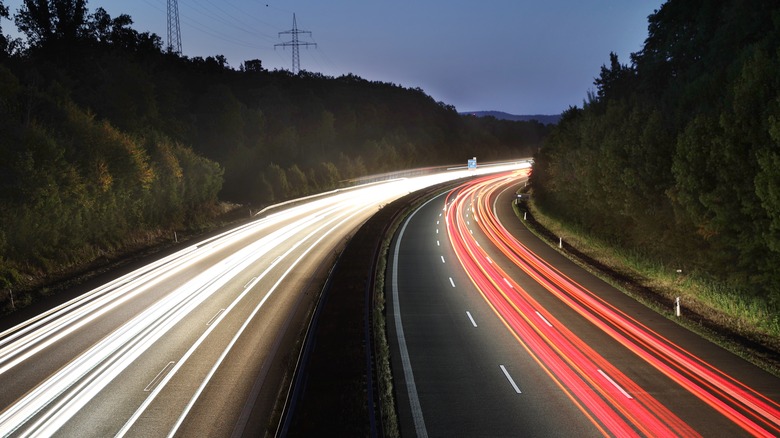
[0,246,199,374]
[1,204,343,437]
[124,197,378,438]
[446,171,780,437]
[0,211,297,376]
[0,162,531,436]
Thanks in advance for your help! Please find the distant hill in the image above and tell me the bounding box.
[462,111,561,125]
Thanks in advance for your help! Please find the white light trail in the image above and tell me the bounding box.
[1,206,339,436]
[0,161,531,435]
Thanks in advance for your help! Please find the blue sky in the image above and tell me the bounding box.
[1,0,665,115]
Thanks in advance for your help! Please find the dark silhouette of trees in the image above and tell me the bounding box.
[533,0,780,302]
[0,1,8,56]
[15,0,87,48]
[241,59,263,73]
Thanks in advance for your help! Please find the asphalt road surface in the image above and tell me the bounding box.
[0,163,528,437]
[388,170,780,437]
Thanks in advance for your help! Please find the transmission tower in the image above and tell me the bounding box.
[275,13,316,74]
[167,0,182,54]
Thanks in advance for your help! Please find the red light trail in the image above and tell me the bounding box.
[445,171,780,437]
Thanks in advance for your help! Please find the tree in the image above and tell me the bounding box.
[0,65,19,116]
[86,7,137,49]
[0,0,8,54]
[536,0,780,298]
[593,52,634,104]
[195,84,245,160]
[312,161,340,189]
[266,163,290,200]
[91,54,158,132]
[242,59,263,73]
[286,164,308,197]
[15,0,88,48]
[313,110,336,156]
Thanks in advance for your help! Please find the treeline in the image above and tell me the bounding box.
[0,0,547,289]
[532,0,780,303]
[0,2,225,287]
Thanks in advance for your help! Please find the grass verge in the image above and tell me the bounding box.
[373,236,399,438]
[515,191,780,376]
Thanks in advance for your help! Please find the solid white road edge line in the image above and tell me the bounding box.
[392,196,445,438]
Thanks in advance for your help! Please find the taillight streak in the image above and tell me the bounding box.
[447,173,698,436]
[447,171,780,437]
[480,175,780,437]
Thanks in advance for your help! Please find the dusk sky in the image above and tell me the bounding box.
[3,0,665,115]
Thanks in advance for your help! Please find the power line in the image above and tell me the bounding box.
[212,0,283,35]
[275,13,316,75]
[171,3,269,53]
[166,0,182,54]
[188,0,278,43]
[308,37,340,73]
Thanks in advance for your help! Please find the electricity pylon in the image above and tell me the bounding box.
[275,13,316,74]
[167,0,182,54]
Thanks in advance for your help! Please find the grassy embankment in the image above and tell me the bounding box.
[514,189,780,376]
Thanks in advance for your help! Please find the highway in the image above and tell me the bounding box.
[388,169,780,437]
[0,164,524,437]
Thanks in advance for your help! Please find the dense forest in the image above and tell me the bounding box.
[0,0,546,291]
[532,0,780,305]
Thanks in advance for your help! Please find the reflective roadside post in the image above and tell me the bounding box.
[675,269,682,316]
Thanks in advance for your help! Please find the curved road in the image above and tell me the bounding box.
[388,170,780,436]
[0,164,526,437]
